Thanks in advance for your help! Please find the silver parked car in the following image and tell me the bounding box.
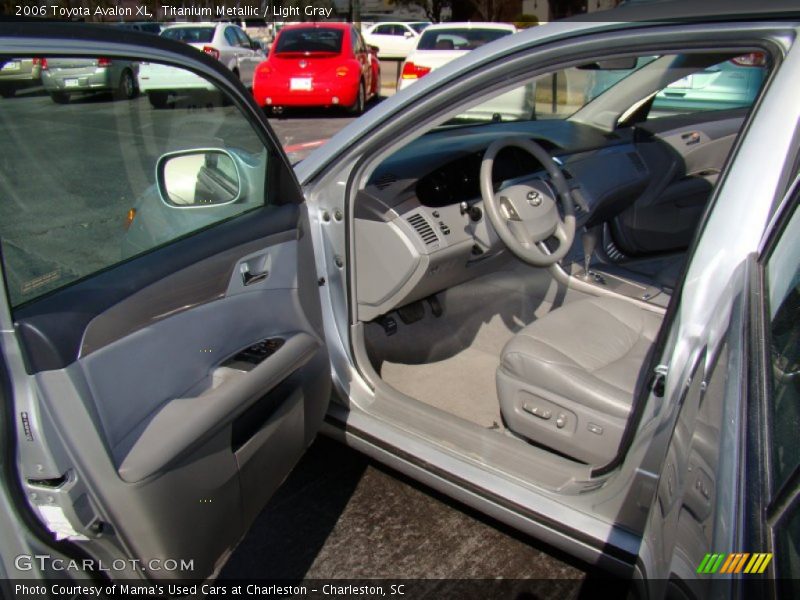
[41,56,138,103]
[0,57,42,98]
[0,1,798,596]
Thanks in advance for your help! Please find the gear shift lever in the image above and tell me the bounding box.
[582,226,599,280]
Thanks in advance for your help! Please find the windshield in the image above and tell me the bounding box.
[161,27,215,44]
[417,28,512,51]
[410,22,430,34]
[275,28,344,54]
[440,52,766,128]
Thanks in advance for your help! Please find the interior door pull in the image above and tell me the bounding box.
[681,131,701,145]
[241,264,269,286]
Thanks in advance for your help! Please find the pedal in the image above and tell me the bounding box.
[397,301,425,325]
[426,294,443,317]
[377,315,397,336]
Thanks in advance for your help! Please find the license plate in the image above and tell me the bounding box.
[290,77,312,91]
[1,61,20,71]
[64,78,79,88]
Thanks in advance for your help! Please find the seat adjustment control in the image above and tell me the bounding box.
[587,422,604,435]
[555,414,567,429]
[522,403,552,420]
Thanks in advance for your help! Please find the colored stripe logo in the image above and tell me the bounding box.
[697,553,772,574]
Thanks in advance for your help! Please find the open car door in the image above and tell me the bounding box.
[0,24,330,580]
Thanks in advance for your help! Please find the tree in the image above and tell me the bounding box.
[389,0,452,23]
[466,0,504,21]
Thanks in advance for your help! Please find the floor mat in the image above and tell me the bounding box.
[365,265,588,430]
[381,347,503,429]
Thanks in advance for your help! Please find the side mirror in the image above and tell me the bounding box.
[157,149,242,208]
[368,45,379,55]
[404,31,413,39]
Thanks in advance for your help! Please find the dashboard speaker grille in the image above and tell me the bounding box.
[406,214,438,246]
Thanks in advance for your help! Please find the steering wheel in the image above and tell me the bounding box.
[480,137,576,267]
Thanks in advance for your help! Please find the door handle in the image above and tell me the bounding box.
[240,263,269,286]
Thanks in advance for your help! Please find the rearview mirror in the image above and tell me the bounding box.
[157,149,242,208]
[577,57,638,71]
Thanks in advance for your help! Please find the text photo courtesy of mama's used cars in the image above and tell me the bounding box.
[0,1,798,598]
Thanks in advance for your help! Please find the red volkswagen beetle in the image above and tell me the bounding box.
[253,22,380,115]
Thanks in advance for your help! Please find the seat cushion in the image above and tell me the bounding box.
[500,296,663,420]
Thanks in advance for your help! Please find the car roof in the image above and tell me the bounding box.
[423,22,516,31]
[295,0,800,183]
[161,22,220,30]
[371,21,429,26]
[573,0,800,21]
[280,22,352,31]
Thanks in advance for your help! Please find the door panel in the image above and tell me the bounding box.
[13,212,329,581]
[0,31,328,581]
[612,111,749,256]
[11,212,329,580]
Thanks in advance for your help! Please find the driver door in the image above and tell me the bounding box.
[0,25,330,580]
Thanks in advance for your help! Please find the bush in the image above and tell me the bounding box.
[514,14,540,29]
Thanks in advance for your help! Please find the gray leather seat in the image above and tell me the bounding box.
[497,295,662,465]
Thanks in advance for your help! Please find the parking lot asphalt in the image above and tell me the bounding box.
[221,436,592,586]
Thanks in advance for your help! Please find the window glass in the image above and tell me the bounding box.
[417,28,512,51]
[274,28,343,54]
[410,23,429,34]
[649,53,767,118]
[0,58,269,307]
[374,25,391,35]
[441,52,769,127]
[765,203,800,495]
[224,27,239,47]
[161,26,215,44]
[238,28,254,49]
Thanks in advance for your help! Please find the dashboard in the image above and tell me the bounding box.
[353,113,739,322]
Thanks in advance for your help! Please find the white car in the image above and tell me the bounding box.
[398,22,516,90]
[398,22,530,121]
[138,22,264,108]
[362,21,430,59]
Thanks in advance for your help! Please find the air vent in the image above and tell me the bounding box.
[406,213,438,246]
[373,173,398,190]
[628,152,646,173]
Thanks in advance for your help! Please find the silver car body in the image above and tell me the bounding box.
[297,7,800,584]
[142,22,264,89]
[40,57,137,101]
[0,1,798,593]
[0,57,42,97]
